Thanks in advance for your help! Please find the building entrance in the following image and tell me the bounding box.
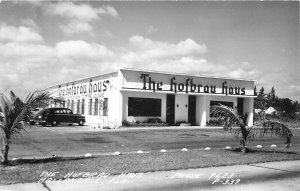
[166,94,175,125]
[188,95,196,125]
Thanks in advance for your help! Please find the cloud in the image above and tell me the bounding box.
[0,42,54,60]
[3,34,293,101]
[45,2,119,35]
[0,23,43,43]
[128,36,207,61]
[55,40,115,60]
[21,18,39,30]
[46,2,119,21]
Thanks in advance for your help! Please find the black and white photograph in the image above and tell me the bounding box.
[0,0,299,191]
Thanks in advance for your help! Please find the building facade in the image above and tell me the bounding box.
[48,68,256,128]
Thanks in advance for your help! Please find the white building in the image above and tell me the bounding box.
[265,107,277,115]
[48,68,256,128]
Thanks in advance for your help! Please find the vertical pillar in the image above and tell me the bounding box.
[196,95,207,126]
[116,69,124,128]
[92,98,95,116]
[244,97,254,126]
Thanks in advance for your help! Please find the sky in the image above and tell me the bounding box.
[0,1,299,101]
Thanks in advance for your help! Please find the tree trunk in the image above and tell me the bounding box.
[0,145,9,165]
[240,125,248,153]
[1,133,9,165]
[240,139,246,153]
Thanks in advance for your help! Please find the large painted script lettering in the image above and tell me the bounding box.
[58,79,110,97]
[140,74,246,96]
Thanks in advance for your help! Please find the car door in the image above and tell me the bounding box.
[53,109,63,123]
[64,109,75,123]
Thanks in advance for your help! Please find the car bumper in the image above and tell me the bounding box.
[36,119,47,125]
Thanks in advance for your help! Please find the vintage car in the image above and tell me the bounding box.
[35,108,85,126]
[29,107,44,125]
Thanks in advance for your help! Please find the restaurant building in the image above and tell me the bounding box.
[48,68,256,128]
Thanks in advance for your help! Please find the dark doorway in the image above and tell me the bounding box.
[188,95,196,125]
[166,94,175,125]
[237,98,244,116]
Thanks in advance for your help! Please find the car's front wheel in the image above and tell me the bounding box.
[51,120,58,126]
[78,120,84,126]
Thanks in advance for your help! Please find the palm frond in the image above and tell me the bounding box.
[252,120,293,148]
[10,91,52,135]
[0,93,11,127]
[210,104,244,131]
[0,90,54,139]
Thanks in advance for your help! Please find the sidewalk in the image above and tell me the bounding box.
[1,160,299,191]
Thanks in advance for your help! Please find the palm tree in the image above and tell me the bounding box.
[210,104,293,153]
[0,90,53,165]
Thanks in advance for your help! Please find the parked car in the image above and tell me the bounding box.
[35,108,85,126]
[29,107,44,125]
[32,107,43,116]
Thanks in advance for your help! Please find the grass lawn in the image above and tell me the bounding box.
[1,147,299,185]
[2,125,299,185]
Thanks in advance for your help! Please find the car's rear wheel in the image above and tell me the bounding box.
[51,120,58,126]
[78,120,84,126]
[41,122,47,127]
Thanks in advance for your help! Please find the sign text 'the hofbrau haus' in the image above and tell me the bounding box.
[140,74,246,96]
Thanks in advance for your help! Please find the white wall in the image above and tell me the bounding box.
[243,97,254,126]
[174,94,188,122]
[196,95,207,126]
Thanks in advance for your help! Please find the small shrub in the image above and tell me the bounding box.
[121,119,168,127]
[122,120,130,127]
[144,118,162,123]
[175,121,188,126]
[206,119,223,126]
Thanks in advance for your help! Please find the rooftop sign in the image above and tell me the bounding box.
[140,74,250,96]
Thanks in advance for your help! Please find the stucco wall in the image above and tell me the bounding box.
[174,94,189,122]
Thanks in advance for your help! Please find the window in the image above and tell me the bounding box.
[128,97,161,117]
[210,101,234,117]
[94,99,98,116]
[67,100,70,108]
[63,109,72,114]
[89,99,92,115]
[54,109,61,114]
[81,99,85,115]
[103,98,108,116]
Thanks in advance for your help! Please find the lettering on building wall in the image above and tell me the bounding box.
[140,74,247,96]
[58,79,110,97]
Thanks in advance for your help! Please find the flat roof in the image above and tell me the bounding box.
[47,71,118,89]
[120,68,255,82]
[47,67,255,89]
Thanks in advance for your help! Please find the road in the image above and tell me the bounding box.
[9,125,300,158]
[1,160,299,191]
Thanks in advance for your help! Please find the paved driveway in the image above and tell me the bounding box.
[9,125,300,159]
